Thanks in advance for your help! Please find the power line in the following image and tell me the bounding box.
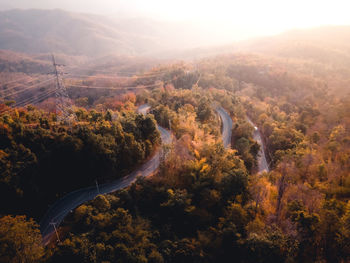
[0,60,167,117]
[0,87,59,114]
[15,87,59,108]
[66,74,162,80]
[0,75,33,86]
[0,78,55,99]
[1,81,162,115]
[0,80,161,115]
[1,68,166,99]
[65,65,169,75]
[65,67,134,76]
[66,82,163,90]
[0,87,56,114]
[0,76,46,95]
[65,71,167,79]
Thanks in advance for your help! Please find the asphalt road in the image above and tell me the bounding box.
[40,104,171,244]
[216,106,233,149]
[137,104,151,115]
[40,104,246,243]
[246,117,270,173]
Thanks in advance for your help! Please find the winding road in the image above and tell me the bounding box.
[40,103,267,244]
[40,104,171,244]
[137,104,151,115]
[216,106,269,173]
[246,117,269,173]
[216,106,233,149]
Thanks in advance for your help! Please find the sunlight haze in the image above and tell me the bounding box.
[1,0,350,261]
[1,0,350,39]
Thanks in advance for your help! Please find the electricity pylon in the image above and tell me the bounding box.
[49,222,61,243]
[51,54,74,124]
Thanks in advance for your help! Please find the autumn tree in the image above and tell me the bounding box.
[0,215,44,263]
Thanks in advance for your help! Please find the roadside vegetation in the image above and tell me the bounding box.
[1,52,350,262]
[0,101,160,220]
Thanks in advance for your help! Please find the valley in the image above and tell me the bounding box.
[0,5,350,263]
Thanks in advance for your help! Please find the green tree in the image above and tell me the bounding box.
[196,98,213,122]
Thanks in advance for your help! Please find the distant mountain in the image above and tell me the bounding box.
[238,26,350,67]
[0,9,246,58]
[0,50,51,73]
[145,26,350,63]
[0,49,162,78]
[0,9,167,57]
[1,9,350,68]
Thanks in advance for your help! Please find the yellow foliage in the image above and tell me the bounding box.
[0,150,8,159]
[246,217,265,234]
[194,149,200,159]
[200,164,209,173]
[199,158,207,165]
[167,189,174,196]
[74,204,88,222]
[0,215,44,263]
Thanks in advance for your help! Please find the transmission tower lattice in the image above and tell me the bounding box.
[51,54,74,123]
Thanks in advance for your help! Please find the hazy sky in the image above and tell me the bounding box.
[1,0,350,37]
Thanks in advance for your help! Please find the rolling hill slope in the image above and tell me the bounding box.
[0,9,163,56]
[239,26,350,67]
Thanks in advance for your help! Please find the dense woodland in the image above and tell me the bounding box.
[0,48,350,263]
[0,103,160,220]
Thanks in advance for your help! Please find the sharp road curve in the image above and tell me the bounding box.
[216,106,233,149]
[40,104,170,243]
[246,117,270,173]
[216,106,269,173]
[40,103,267,244]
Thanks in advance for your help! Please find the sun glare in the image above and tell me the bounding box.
[133,0,350,34]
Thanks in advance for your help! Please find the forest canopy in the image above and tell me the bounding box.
[1,50,350,263]
[0,106,160,219]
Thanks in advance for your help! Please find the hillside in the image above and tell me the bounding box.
[0,9,239,58]
[0,49,158,76]
[0,9,164,57]
[2,9,350,63]
[238,26,350,67]
[0,50,51,73]
[0,34,350,263]
[147,25,350,62]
